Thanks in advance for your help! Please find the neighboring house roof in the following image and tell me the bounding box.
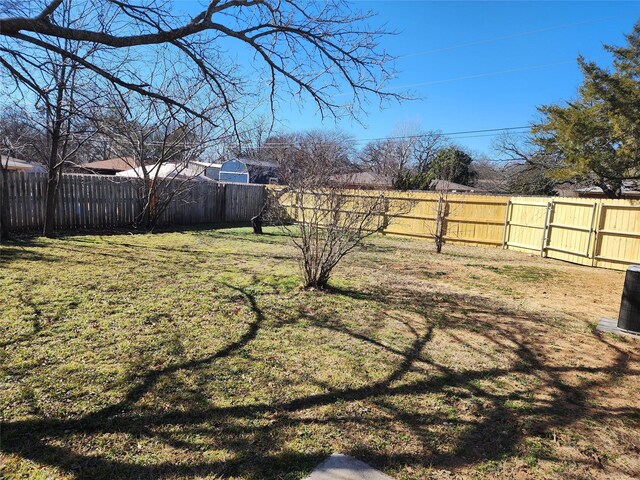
[234,157,278,168]
[576,180,640,197]
[116,162,213,181]
[83,157,136,172]
[0,155,46,172]
[191,161,222,169]
[331,171,393,187]
[221,159,249,173]
[430,179,481,193]
[554,185,579,197]
[473,178,508,194]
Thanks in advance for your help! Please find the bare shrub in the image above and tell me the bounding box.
[260,132,406,289]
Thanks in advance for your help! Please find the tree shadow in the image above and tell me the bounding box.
[1,279,639,479]
[0,240,62,265]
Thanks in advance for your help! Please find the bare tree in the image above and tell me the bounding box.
[471,159,509,194]
[1,1,401,130]
[96,81,217,230]
[429,161,457,254]
[261,131,403,289]
[359,124,444,186]
[0,1,109,236]
[0,109,34,240]
[1,1,401,236]
[493,133,561,195]
[38,52,98,237]
[218,117,273,161]
[423,150,478,253]
[413,130,446,173]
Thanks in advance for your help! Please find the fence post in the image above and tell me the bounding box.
[591,202,605,267]
[585,201,599,259]
[540,201,553,257]
[381,194,390,232]
[502,199,511,249]
[221,183,227,223]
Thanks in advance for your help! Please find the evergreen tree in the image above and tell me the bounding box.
[534,21,640,198]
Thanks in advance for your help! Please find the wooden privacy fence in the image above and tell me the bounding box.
[505,196,640,271]
[1,171,265,232]
[4,173,640,271]
[276,188,640,271]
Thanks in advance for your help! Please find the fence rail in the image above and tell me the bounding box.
[274,188,640,271]
[1,171,265,232]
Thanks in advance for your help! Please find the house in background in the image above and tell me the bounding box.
[219,160,249,183]
[80,156,279,184]
[1,155,46,173]
[190,161,222,181]
[430,179,483,194]
[575,182,640,199]
[218,158,279,184]
[82,157,136,175]
[116,162,213,182]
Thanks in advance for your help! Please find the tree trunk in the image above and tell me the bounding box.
[137,176,157,231]
[434,196,444,253]
[43,169,60,237]
[251,213,263,234]
[598,178,623,199]
[0,168,10,241]
[43,66,67,238]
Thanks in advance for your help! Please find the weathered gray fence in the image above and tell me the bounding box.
[0,171,265,232]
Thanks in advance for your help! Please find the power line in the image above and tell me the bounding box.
[399,15,626,59]
[390,61,575,90]
[371,125,529,140]
[258,125,531,147]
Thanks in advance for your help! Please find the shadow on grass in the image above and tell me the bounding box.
[1,232,297,271]
[1,280,639,479]
[2,222,257,240]
[0,241,61,264]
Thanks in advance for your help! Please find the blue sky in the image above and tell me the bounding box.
[273,1,640,158]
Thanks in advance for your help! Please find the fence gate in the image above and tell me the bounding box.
[593,204,640,267]
[543,200,598,262]
[503,200,551,254]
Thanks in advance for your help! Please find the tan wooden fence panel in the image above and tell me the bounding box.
[353,191,505,247]
[544,198,598,267]
[594,200,640,270]
[272,187,640,271]
[382,191,439,239]
[504,198,550,254]
[1,171,265,233]
[505,196,640,270]
[442,195,507,246]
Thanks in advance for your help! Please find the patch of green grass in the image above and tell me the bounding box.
[0,227,636,480]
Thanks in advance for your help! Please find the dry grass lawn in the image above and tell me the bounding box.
[0,226,638,479]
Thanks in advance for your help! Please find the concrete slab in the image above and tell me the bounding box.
[304,453,395,480]
[596,318,640,338]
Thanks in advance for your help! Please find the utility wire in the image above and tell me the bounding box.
[399,15,627,59]
[390,61,575,90]
[367,125,529,141]
[257,125,531,147]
